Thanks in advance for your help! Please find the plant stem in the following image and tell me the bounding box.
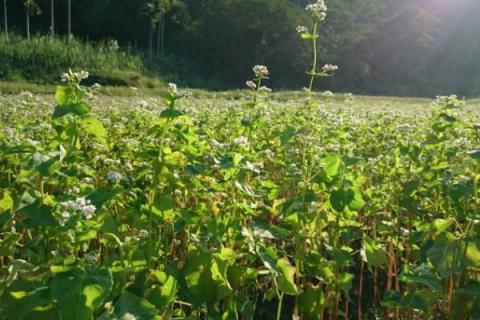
[308,22,319,96]
[276,292,284,320]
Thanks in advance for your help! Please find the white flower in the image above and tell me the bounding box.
[138,229,149,239]
[253,65,270,78]
[81,177,94,184]
[435,94,464,108]
[75,70,89,81]
[322,90,334,97]
[245,161,264,174]
[296,25,309,34]
[322,64,338,73]
[121,312,137,320]
[125,162,134,171]
[168,83,178,95]
[211,139,226,149]
[104,158,121,165]
[84,252,98,264]
[137,100,149,108]
[264,149,275,158]
[107,171,122,184]
[306,0,327,21]
[246,81,257,90]
[61,70,89,83]
[258,86,272,93]
[58,197,97,225]
[233,136,249,146]
[108,39,120,51]
[60,73,70,82]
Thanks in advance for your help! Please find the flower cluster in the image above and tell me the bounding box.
[168,83,178,95]
[296,25,309,34]
[61,70,89,83]
[322,64,338,73]
[233,136,249,146]
[253,65,270,79]
[107,171,123,184]
[322,90,334,98]
[246,81,256,90]
[306,0,327,22]
[258,86,272,93]
[435,94,464,108]
[58,197,97,225]
[108,39,120,51]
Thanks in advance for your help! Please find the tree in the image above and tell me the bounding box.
[67,0,71,39]
[23,0,41,41]
[144,0,173,57]
[50,0,54,36]
[2,0,7,41]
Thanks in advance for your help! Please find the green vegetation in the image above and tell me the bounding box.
[2,0,480,319]
[1,0,480,95]
[0,33,166,88]
[1,70,480,320]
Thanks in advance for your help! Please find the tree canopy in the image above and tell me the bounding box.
[2,0,480,96]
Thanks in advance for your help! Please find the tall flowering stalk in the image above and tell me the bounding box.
[244,65,271,142]
[247,65,271,109]
[298,0,338,104]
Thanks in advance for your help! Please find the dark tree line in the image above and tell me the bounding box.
[2,0,480,96]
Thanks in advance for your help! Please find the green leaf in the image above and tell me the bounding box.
[257,245,279,272]
[0,190,14,229]
[183,251,217,306]
[399,265,441,292]
[361,236,388,267]
[146,275,178,313]
[53,102,91,119]
[30,150,64,177]
[427,236,465,277]
[160,108,183,119]
[280,127,296,145]
[321,155,341,181]
[50,267,113,320]
[164,151,187,167]
[19,201,56,229]
[338,272,354,294]
[0,283,53,320]
[55,86,72,105]
[276,258,300,295]
[79,116,107,144]
[0,190,14,213]
[329,189,354,212]
[0,232,20,256]
[465,241,480,269]
[87,187,121,210]
[349,187,365,210]
[300,33,319,39]
[431,218,453,235]
[109,292,160,320]
[298,287,324,320]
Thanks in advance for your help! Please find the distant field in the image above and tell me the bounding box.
[1,89,479,116]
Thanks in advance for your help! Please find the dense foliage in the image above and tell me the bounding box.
[2,1,480,319]
[0,34,145,85]
[2,0,480,95]
[1,69,480,319]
